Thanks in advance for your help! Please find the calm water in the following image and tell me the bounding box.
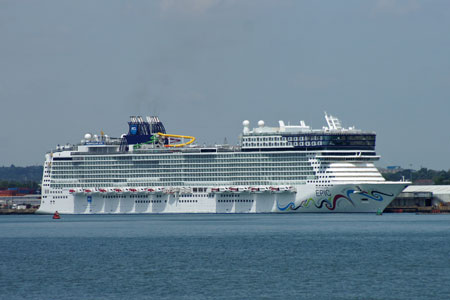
[1,214,449,300]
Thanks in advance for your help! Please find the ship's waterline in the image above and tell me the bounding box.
[38,114,408,214]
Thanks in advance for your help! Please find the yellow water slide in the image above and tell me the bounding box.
[158,132,196,148]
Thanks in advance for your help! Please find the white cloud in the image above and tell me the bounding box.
[375,0,420,15]
[160,0,222,15]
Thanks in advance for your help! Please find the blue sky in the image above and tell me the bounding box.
[0,0,449,169]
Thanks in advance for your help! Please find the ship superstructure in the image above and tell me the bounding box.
[38,113,408,214]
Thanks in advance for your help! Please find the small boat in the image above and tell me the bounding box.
[53,211,61,219]
[239,187,250,193]
[259,187,271,193]
[138,187,148,193]
[218,187,229,193]
[250,187,260,193]
[270,187,283,193]
[229,187,239,193]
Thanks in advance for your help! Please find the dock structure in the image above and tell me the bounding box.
[0,194,41,213]
[386,185,450,213]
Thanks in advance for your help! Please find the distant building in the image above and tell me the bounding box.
[388,185,450,210]
[0,195,41,207]
[0,188,38,197]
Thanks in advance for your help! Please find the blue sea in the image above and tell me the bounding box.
[1,213,449,300]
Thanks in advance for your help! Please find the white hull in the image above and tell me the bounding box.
[37,182,407,214]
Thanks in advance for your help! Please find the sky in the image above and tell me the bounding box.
[0,0,449,169]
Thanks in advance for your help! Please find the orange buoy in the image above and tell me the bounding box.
[53,211,61,219]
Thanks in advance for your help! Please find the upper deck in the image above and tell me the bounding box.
[49,113,376,156]
[241,113,375,151]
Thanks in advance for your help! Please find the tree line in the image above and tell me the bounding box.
[0,165,43,189]
[381,168,450,185]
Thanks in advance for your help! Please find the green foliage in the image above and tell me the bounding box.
[0,180,40,189]
[0,166,42,189]
[0,165,43,182]
[382,168,450,185]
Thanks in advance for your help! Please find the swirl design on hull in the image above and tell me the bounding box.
[277,190,393,212]
[355,190,393,201]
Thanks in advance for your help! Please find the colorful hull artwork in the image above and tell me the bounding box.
[277,189,394,212]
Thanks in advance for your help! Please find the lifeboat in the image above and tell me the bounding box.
[250,187,260,193]
[280,186,296,193]
[211,187,220,193]
[270,187,282,193]
[239,187,250,193]
[69,189,76,194]
[129,188,138,193]
[147,188,156,193]
[84,189,93,194]
[114,188,123,193]
[229,187,239,193]
[98,188,107,193]
[218,187,229,193]
[259,187,271,193]
[138,187,148,193]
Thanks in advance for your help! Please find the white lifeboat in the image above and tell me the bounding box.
[279,186,296,193]
[239,187,250,193]
[218,187,229,193]
[260,186,271,193]
[138,187,148,193]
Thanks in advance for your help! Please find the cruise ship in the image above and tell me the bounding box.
[37,113,408,214]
